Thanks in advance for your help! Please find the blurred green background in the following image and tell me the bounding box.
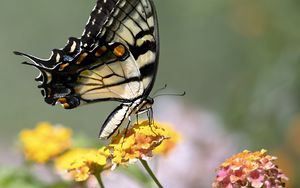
[1,0,300,187]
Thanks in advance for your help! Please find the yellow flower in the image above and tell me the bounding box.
[55,147,110,181]
[213,150,288,188]
[153,123,181,156]
[108,120,170,166]
[19,122,72,164]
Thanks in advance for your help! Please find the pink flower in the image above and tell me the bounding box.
[213,150,288,188]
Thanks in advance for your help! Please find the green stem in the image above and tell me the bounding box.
[140,159,163,188]
[94,171,105,188]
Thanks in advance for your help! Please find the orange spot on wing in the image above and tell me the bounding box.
[57,98,70,109]
[95,46,107,57]
[63,103,70,109]
[113,44,126,57]
[59,63,69,71]
[57,98,67,104]
[76,52,88,65]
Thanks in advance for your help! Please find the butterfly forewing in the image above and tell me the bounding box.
[82,0,159,95]
[81,0,118,50]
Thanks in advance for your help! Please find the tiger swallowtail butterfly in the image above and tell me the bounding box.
[14,0,159,139]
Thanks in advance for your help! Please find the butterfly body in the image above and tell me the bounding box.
[15,0,159,139]
[100,97,153,138]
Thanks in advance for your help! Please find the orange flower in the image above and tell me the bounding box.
[153,123,181,156]
[55,147,110,181]
[20,122,72,163]
[108,121,169,166]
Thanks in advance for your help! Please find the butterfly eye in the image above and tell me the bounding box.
[113,44,126,58]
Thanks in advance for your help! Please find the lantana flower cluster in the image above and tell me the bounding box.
[213,150,288,188]
[108,121,170,166]
[55,147,111,181]
[19,121,180,182]
[19,122,72,163]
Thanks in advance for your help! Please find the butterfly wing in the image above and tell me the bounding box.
[82,0,159,96]
[15,0,159,109]
[74,43,144,103]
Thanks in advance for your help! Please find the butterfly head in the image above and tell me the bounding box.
[137,97,154,113]
[146,97,154,105]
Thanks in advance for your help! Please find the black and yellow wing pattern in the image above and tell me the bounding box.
[14,0,159,138]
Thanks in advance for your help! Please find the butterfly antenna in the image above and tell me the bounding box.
[153,91,186,99]
[152,84,167,96]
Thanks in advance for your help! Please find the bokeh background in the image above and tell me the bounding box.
[1,0,300,187]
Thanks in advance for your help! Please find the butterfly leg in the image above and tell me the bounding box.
[124,116,131,137]
[121,117,132,147]
[146,107,158,136]
[150,107,154,124]
[147,107,154,125]
[136,113,139,125]
[147,109,150,123]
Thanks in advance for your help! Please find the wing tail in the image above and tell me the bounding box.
[14,50,62,69]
